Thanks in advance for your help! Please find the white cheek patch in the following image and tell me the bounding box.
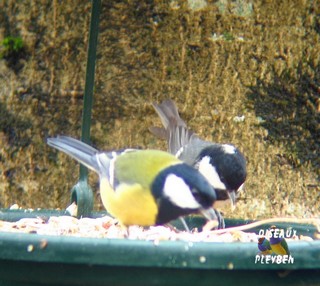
[197,156,226,190]
[222,144,236,154]
[164,174,201,209]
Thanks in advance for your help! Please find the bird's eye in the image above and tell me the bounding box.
[191,188,198,196]
[191,188,201,200]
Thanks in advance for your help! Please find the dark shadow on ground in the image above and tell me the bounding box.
[0,101,32,148]
[247,61,319,177]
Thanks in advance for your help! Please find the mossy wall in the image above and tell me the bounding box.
[0,0,319,219]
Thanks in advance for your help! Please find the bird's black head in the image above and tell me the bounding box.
[151,163,217,225]
[195,144,247,197]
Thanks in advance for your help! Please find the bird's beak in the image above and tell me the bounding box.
[237,183,245,193]
[228,191,237,210]
[228,183,244,210]
[213,189,237,210]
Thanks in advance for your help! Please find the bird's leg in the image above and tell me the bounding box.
[215,209,225,229]
[202,209,225,231]
[179,217,190,232]
[165,217,191,233]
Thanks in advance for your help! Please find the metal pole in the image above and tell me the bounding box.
[71,0,101,217]
[80,0,102,180]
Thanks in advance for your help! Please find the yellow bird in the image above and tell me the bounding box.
[269,225,291,255]
[47,136,218,226]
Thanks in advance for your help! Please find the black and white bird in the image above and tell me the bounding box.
[150,99,247,213]
[47,136,218,227]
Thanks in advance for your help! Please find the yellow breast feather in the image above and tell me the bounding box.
[100,177,158,226]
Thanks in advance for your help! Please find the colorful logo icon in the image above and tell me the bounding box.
[255,225,294,264]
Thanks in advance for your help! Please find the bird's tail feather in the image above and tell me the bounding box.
[47,136,101,173]
[152,99,186,129]
[150,99,195,155]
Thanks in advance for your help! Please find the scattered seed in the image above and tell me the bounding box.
[227,262,234,270]
[39,239,48,249]
[27,244,34,252]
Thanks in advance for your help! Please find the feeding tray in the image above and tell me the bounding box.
[0,209,319,286]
